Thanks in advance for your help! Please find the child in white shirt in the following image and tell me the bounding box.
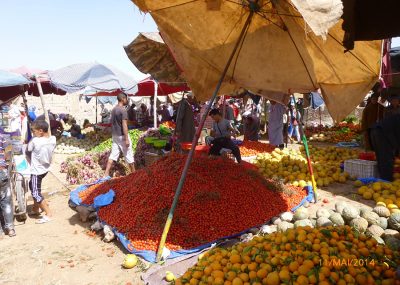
[26,120,56,224]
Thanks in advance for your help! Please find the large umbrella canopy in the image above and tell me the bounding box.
[124,32,185,85]
[10,66,66,96]
[135,77,190,96]
[48,62,138,94]
[0,70,32,102]
[130,0,381,121]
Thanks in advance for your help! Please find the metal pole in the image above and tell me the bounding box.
[34,75,51,134]
[154,80,158,128]
[156,8,256,262]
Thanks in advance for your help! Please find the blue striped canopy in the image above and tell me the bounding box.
[48,62,138,94]
[0,70,32,87]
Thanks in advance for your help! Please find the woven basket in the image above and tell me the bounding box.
[144,152,162,167]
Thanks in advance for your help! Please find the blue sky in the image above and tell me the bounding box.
[0,1,399,81]
[0,0,158,80]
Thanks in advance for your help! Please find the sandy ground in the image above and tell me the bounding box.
[0,143,375,285]
[0,154,142,285]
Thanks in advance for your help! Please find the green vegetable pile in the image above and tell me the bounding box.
[90,130,143,153]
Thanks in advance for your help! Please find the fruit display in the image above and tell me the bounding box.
[306,122,361,143]
[239,141,275,157]
[134,128,171,168]
[263,201,400,251]
[254,146,360,187]
[161,121,176,129]
[90,129,142,153]
[175,225,400,285]
[77,153,306,251]
[60,130,142,185]
[60,151,128,185]
[355,180,400,209]
[54,131,110,154]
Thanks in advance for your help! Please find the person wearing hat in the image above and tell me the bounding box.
[369,112,400,181]
[384,94,400,118]
[243,111,260,141]
[361,92,384,150]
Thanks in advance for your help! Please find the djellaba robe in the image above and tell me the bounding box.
[268,103,286,146]
[175,99,196,143]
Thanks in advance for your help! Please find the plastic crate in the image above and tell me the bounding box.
[344,159,378,178]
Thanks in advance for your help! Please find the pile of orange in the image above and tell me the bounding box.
[239,141,275,157]
[175,225,399,285]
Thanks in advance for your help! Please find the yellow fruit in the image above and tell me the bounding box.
[387,204,399,210]
[363,191,373,200]
[354,180,363,187]
[372,182,382,191]
[358,186,368,195]
[390,209,400,214]
[122,254,138,269]
[377,201,387,207]
[165,271,176,282]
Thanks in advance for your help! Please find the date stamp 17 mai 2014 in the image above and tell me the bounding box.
[320,258,389,268]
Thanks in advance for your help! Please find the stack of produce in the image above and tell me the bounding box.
[60,130,142,185]
[134,128,170,168]
[161,121,176,129]
[78,153,306,251]
[262,201,400,251]
[239,141,275,157]
[306,122,361,143]
[355,180,400,209]
[254,146,359,187]
[54,131,110,154]
[175,224,400,285]
[60,151,127,185]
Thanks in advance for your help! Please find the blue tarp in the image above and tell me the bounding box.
[0,70,32,87]
[70,180,311,263]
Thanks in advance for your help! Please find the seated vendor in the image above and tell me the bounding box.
[243,111,260,141]
[207,109,241,163]
[69,119,82,138]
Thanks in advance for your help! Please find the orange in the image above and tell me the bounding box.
[265,272,280,285]
[355,274,367,284]
[248,271,257,280]
[189,278,199,285]
[231,277,243,285]
[192,271,203,279]
[230,255,241,264]
[297,275,309,285]
[238,273,249,282]
[247,262,257,271]
[213,277,224,285]
[289,261,299,272]
[298,265,309,276]
[257,268,268,279]
[212,270,225,279]
[279,269,291,282]
[226,271,237,281]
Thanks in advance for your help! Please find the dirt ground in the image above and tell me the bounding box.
[0,143,375,285]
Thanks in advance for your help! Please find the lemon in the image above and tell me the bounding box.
[372,182,382,191]
[376,201,386,207]
[354,180,363,187]
[363,192,373,200]
[165,271,176,282]
[387,204,399,210]
[122,254,138,269]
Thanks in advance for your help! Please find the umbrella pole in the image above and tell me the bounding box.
[35,75,51,134]
[154,80,158,128]
[156,9,256,263]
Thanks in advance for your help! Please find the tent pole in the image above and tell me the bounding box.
[34,75,51,134]
[294,94,317,203]
[96,95,98,125]
[154,80,158,128]
[156,8,256,263]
